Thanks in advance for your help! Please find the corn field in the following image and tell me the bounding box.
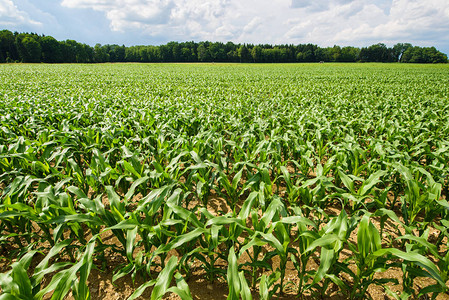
[0,63,448,299]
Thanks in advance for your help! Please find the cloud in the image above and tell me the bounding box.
[291,0,312,8]
[61,0,232,32]
[61,0,175,31]
[56,0,449,52]
[285,0,449,48]
[169,0,233,38]
[291,0,355,12]
[0,0,42,26]
[243,17,263,33]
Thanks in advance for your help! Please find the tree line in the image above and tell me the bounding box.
[1,29,447,64]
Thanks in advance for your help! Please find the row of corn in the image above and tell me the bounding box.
[0,63,448,299]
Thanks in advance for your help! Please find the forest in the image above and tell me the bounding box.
[0,29,447,64]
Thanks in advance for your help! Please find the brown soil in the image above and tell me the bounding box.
[58,201,448,300]
[1,192,448,299]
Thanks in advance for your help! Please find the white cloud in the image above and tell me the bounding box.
[285,0,449,47]
[62,0,175,31]
[243,17,263,34]
[0,0,42,26]
[59,0,449,50]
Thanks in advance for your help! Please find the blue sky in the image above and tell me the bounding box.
[1,0,449,54]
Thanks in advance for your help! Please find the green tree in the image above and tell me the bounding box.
[360,43,388,62]
[180,47,193,62]
[209,42,226,62]
[16,34,42,63]
[124,46,137,62]
[159,44,172,62]
[41,36,62,63]
[251,45,262,62]
[197,43,210,62]
[0,30,16,62]
[298,44,317,62]
[425,47,448,63]
[147,46,161,62]
[114,45,126,62]
[77,43,93,63]
[139,47,149,62]
[61,40,79,62]
[168,42,180,62]
[238,45,251,63]
[94,44,109,63]
[392,43,412,62]
[402,46,448,63]
[226,50,238,62]
[280,47,291,62]
[340,46,359,62]
[329,45,342,62]
[314,47,326,62]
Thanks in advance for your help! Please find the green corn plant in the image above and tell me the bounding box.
[279,165,301,205]
[259,222,294,295]
[155,193,207,278]
[194,221,227,283]
[1,62,449,300]
[335,139,367,177]
[217,167,244,211]
[368,245,448,299]
[35,185,84,247]
[129,185,177,270]
[290,148,314,179]
[67,157,89,193]
[127,256,192,300]
[270,215,318,295]
[304,209,356,298]
[204,212,248,263]
[33,238,96,300]
[236,191,269,288]
[394,232,449,298]
[297,162,336,209]
[182,151,216,207]
[258,272,281,300]
[235,196,288,293]
[392,163,443,233]
[238,233,269,289]
[0,241,72,299]
[84,148,118,190]
[227,246,252,300]
[337,168,387,211]
[244,165,273,211]
[346,214,398,299]
[198,189,254,282]
[287,210,319,295]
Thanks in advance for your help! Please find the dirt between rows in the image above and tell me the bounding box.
[0,189,448,299]
[45,203,449,299]
[56,226,448,300]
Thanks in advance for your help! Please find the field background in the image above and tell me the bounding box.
[0,63,448,299]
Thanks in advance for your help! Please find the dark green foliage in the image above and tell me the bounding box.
[0,29,447,64]
[401,46,448,63]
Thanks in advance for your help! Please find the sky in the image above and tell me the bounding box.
[1,0,449,54]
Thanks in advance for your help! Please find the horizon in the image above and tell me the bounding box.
[1,0,449,55]
[5,28,449,56]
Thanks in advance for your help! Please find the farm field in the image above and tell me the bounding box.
[0,63,448,299]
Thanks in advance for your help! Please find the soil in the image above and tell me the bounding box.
[61,202,449,299]
[1,193,448,299]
